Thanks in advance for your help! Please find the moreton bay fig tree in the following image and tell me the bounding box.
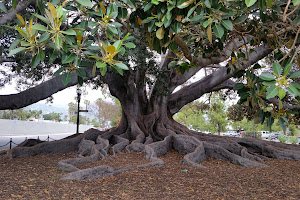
[0,0,300,179]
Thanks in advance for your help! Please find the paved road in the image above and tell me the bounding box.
[0,119,95,150]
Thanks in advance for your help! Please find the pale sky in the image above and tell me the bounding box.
[0,82,105,107]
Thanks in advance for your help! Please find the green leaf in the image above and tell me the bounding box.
[62,53,76,64]
[291,82,300,89]
[245,0,257,7]
[272,62,282,76]
[114,62,129,70]
[221,20,233,31]
[113,40,122,51]
[289,71,300,79]
[262,81,276,86]
[39,32,50,42]
[156,27,165,40]
[100,65,107,76]
[213,24,224,38]
[171,21,181,33]
[76,68,87,78]
[258,110,265,124]
[144,3,153,11]
[78,76,83,86]
[12,0,16,9]
[96,61,107,68]
[115,46,123,56]
[283,63,292,76]
[168,61,177,69]
[187,6,196,18]
[266,86,279,99]
[266,117,274,128]
[233,83,245,90]
[259,73,275,81]
[62,73,72,85]
[9,39,21,51]
[49,51,58,63]
[53,67,65,76]
[62,29,76,35]
[203,19,212,28]
[278,88,286,99]
[142,18,153,24]
[107,26,119,35]
[32,54,41,68]
[125,42,136,48]
[31,24,48,31]
[0,2,8,13]
[92,64,96,77]
[123,0,136,8]
[292,16,300,25]
[88,21,99,27]
[190,15,205,22]
[203,0,211,7]
[151,0,159,5]
[279,117,287,131]
[266,0,272,7]
[54,37,62,49]
[8,47,26,57]
[75,0,93,8]
[32,14,50,24]
[21,41,31,46]
[40,51,45,61]
[287,85,299,96]
[177,0,195,9]
[88,45,101,51]
[293,0,300,6]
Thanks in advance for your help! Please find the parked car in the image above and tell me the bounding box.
[259,131,270,139]
[223,130,240,137]
[269,132,281,139]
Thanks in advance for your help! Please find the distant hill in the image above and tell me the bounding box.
[25,102,94,119]
[26,103,69,117]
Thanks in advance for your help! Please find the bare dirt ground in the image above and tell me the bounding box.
[1,150,300,200]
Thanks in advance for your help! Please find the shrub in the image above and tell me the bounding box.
[278,134,288,143]
[288,136,299,144]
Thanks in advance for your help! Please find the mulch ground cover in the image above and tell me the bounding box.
[1,150,300,200]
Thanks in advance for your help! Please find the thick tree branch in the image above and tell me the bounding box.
[173,35,245,67]
[170,67,202,91]
[268,98,300,110]
[0,67,98,110]
[0,0,34,26]
[168,44,273,115]
[0,58,15,63]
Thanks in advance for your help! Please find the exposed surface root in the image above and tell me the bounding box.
[173,135,206,168]
[111,135,129,156]
[203,142,267,167]
[7,128,300,180]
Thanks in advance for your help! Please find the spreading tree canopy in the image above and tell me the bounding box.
[1,0,300,180]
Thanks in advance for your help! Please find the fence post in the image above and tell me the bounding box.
[10,138,12,149]
[47,135,50,141]
[37,136,39,140]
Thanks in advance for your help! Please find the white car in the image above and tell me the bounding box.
[259,131,270,139]
[223,130,240,137]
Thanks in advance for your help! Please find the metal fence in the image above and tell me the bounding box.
[0,135,57,150]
